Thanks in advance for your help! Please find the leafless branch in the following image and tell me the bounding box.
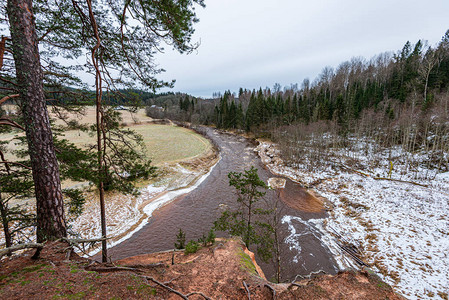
[0,93,19,105]
[243,281,251,300]
[0,243,44,259]
[0,161,31,170]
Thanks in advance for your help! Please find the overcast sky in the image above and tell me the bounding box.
[154,0,449,98]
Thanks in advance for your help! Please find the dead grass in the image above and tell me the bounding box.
[0,105,211,167]
[58,124,211,166]
[130,124,211,166]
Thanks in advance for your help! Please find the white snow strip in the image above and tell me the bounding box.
[282,215,324,264]
[88,156,221,257]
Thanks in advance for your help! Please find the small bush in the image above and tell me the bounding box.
[184,240,199,254]
[198,229,215,247]
[206,229,216,245]
[174,228,186,250]
[198,234,207,246]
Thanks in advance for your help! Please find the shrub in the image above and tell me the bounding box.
[206,228,216,245]
[184,240,199,254]
[174,228,186,250]
[198,229,216,246]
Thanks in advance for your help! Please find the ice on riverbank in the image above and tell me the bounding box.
[69,184,166,243]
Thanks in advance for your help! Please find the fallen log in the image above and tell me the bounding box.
[372,177,428,188]
[0,243,44,259]
[337,163,428,187]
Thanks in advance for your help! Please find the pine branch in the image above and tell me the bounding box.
[0,161,31,170]
[0,117,25,131]
[0,94,19,105]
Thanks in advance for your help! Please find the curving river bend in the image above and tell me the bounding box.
[105,127,339,281]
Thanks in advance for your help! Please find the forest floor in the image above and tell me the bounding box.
[0,239,403,299]
[256,141,449,300]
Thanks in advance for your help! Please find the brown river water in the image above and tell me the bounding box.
[102,127,339,282]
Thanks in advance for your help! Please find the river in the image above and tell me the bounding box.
[104,127,339,281]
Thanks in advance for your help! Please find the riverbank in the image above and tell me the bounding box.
[86,150,220,257]
[255,141,449,300]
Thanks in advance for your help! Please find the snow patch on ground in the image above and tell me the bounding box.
[86,156,220,256]
[256,141,449,300]
[70,184,166,242]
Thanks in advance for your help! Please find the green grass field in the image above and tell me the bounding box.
[131,124,210,165]
[1,124,210,167]
[0,105,211,167]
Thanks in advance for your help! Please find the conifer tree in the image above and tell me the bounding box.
[228,100,237,128]
[214,167,268,248]
[2,0,204,254]
[236,103,245,129]
[292,94,299,119]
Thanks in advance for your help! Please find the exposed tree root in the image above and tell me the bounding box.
[291,269,327,283]
[265,283,276,299]
[81,262,211,300]
[185,291,212,300]
[243,280,251,300]
[120,263,166,269]
[85,266,142,273]
[144,275,211,300]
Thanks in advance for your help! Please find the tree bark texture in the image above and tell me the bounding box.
[7,0,67,242]
[0,195,12,249]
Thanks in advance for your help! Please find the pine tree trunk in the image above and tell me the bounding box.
[86,0,108,262]
[7,0,67,242]
[0,195,12,250]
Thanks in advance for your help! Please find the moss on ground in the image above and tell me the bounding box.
[236,248,257,276]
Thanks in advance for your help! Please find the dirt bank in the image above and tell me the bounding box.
[0,239,403,299]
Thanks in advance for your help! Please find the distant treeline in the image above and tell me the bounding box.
[145,30,449,176]
[147,30,449,137]
[0,87,189,110]
[4,31,448,137]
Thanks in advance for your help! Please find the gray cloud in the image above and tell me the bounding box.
[155,0,449,97]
